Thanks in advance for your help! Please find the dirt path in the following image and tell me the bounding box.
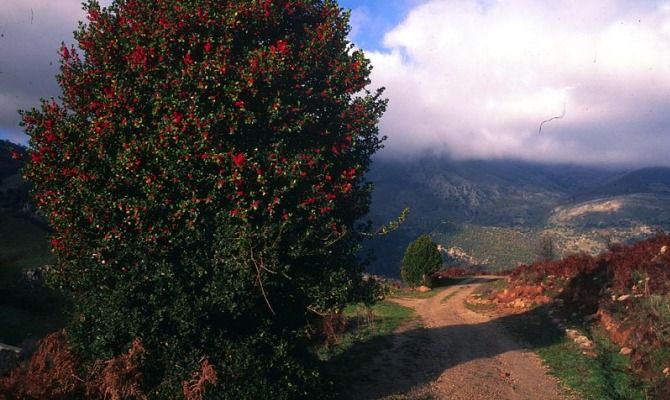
[349,277,576,400]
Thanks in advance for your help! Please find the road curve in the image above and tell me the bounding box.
[349,277,576,400]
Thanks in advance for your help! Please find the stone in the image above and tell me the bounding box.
[417,285,432,293]
[565,329,580,340]
[619,347,633,355]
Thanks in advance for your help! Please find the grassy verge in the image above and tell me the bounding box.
[391,277,469,300]
[466,280,652,399]
[317,301,417,362]
[502,309,651,400]
[319,300,418,395]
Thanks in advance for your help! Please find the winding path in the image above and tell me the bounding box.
[350,277,577,400]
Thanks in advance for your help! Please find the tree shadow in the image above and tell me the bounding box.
[324,303,564,399]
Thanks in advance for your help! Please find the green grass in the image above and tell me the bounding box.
[391,287,446,300]
[319,300,418,397]
[317,301,416,362]
[0,213,69,346]
[496,306,651,400]
[391,277,469,300]
[465,278,651,399]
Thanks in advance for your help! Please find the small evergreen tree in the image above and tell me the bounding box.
[21,0,386,397]
[401,234,442,287]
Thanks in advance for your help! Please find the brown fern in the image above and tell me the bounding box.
[86,338,147,400]
[182,358,218,400]
[0,331,82,399]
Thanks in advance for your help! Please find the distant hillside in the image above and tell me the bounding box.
[0,140,25,180]
[576,167,670,199]
[0,141,31,211]
[365,157,670,276]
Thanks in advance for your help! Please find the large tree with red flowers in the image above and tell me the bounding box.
[21,0,385,397]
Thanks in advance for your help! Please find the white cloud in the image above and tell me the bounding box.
[368,0,670,166]
[0,1,113,139]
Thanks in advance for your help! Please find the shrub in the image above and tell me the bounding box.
[19,0,385,398]
[400,234,442,287]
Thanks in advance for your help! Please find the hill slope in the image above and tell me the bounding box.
[366,157,670,276]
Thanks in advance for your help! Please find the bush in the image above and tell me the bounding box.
[18,0,385,398]
[401,234,442,287]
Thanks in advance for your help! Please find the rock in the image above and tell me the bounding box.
[565,329,580,340]
[617,294,631,301]
[661,246,667,255]
[620,347,633,355]
[663,367,670,376]
[417,285,432,293]
[575,336,594,349]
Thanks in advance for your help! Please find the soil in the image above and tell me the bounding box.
[349,277,577,400]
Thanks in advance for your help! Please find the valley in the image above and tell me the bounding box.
[366,157,670,275]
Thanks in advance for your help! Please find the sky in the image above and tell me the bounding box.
[2,1,670,167]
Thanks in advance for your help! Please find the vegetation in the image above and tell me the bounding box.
[502,306,650,400]
[0,214,67,345]
[9,0,386,398]
[434,224,539,272]
[400,234,442,287]
[492,234,670,397]
[318,300,416,398]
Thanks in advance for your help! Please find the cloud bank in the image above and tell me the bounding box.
[0,1,112,144]
[367,0,670,166]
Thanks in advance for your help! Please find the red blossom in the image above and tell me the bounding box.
[234,100,245,108]
[203,42,212,53]
[232,153,246,167]
[183,53,194,65]
[10,150,21,160]
[275,39,287,54]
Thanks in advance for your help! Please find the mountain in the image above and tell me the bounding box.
[364,157,670,277]
[0,140,30,211]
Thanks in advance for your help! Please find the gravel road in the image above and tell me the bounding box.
[349,277,577,400]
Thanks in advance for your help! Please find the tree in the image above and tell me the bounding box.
[536,234,556,261]
[21,0,385,398]
[401,234,442,287]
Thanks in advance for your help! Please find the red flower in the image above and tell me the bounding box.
[10,150,20,160]
[204,42,212,53]
[183,53,194,65]
[232,153,246,167]
[234,100,245,108]
[275,39,287,54]
[172,112,183,124]
[31,153,42,163]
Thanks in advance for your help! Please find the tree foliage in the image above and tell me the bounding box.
[401,234,442,287]
[20,0,386,397]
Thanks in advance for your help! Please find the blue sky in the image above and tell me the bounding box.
[338,0,420,50]
[2,1,670,166]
